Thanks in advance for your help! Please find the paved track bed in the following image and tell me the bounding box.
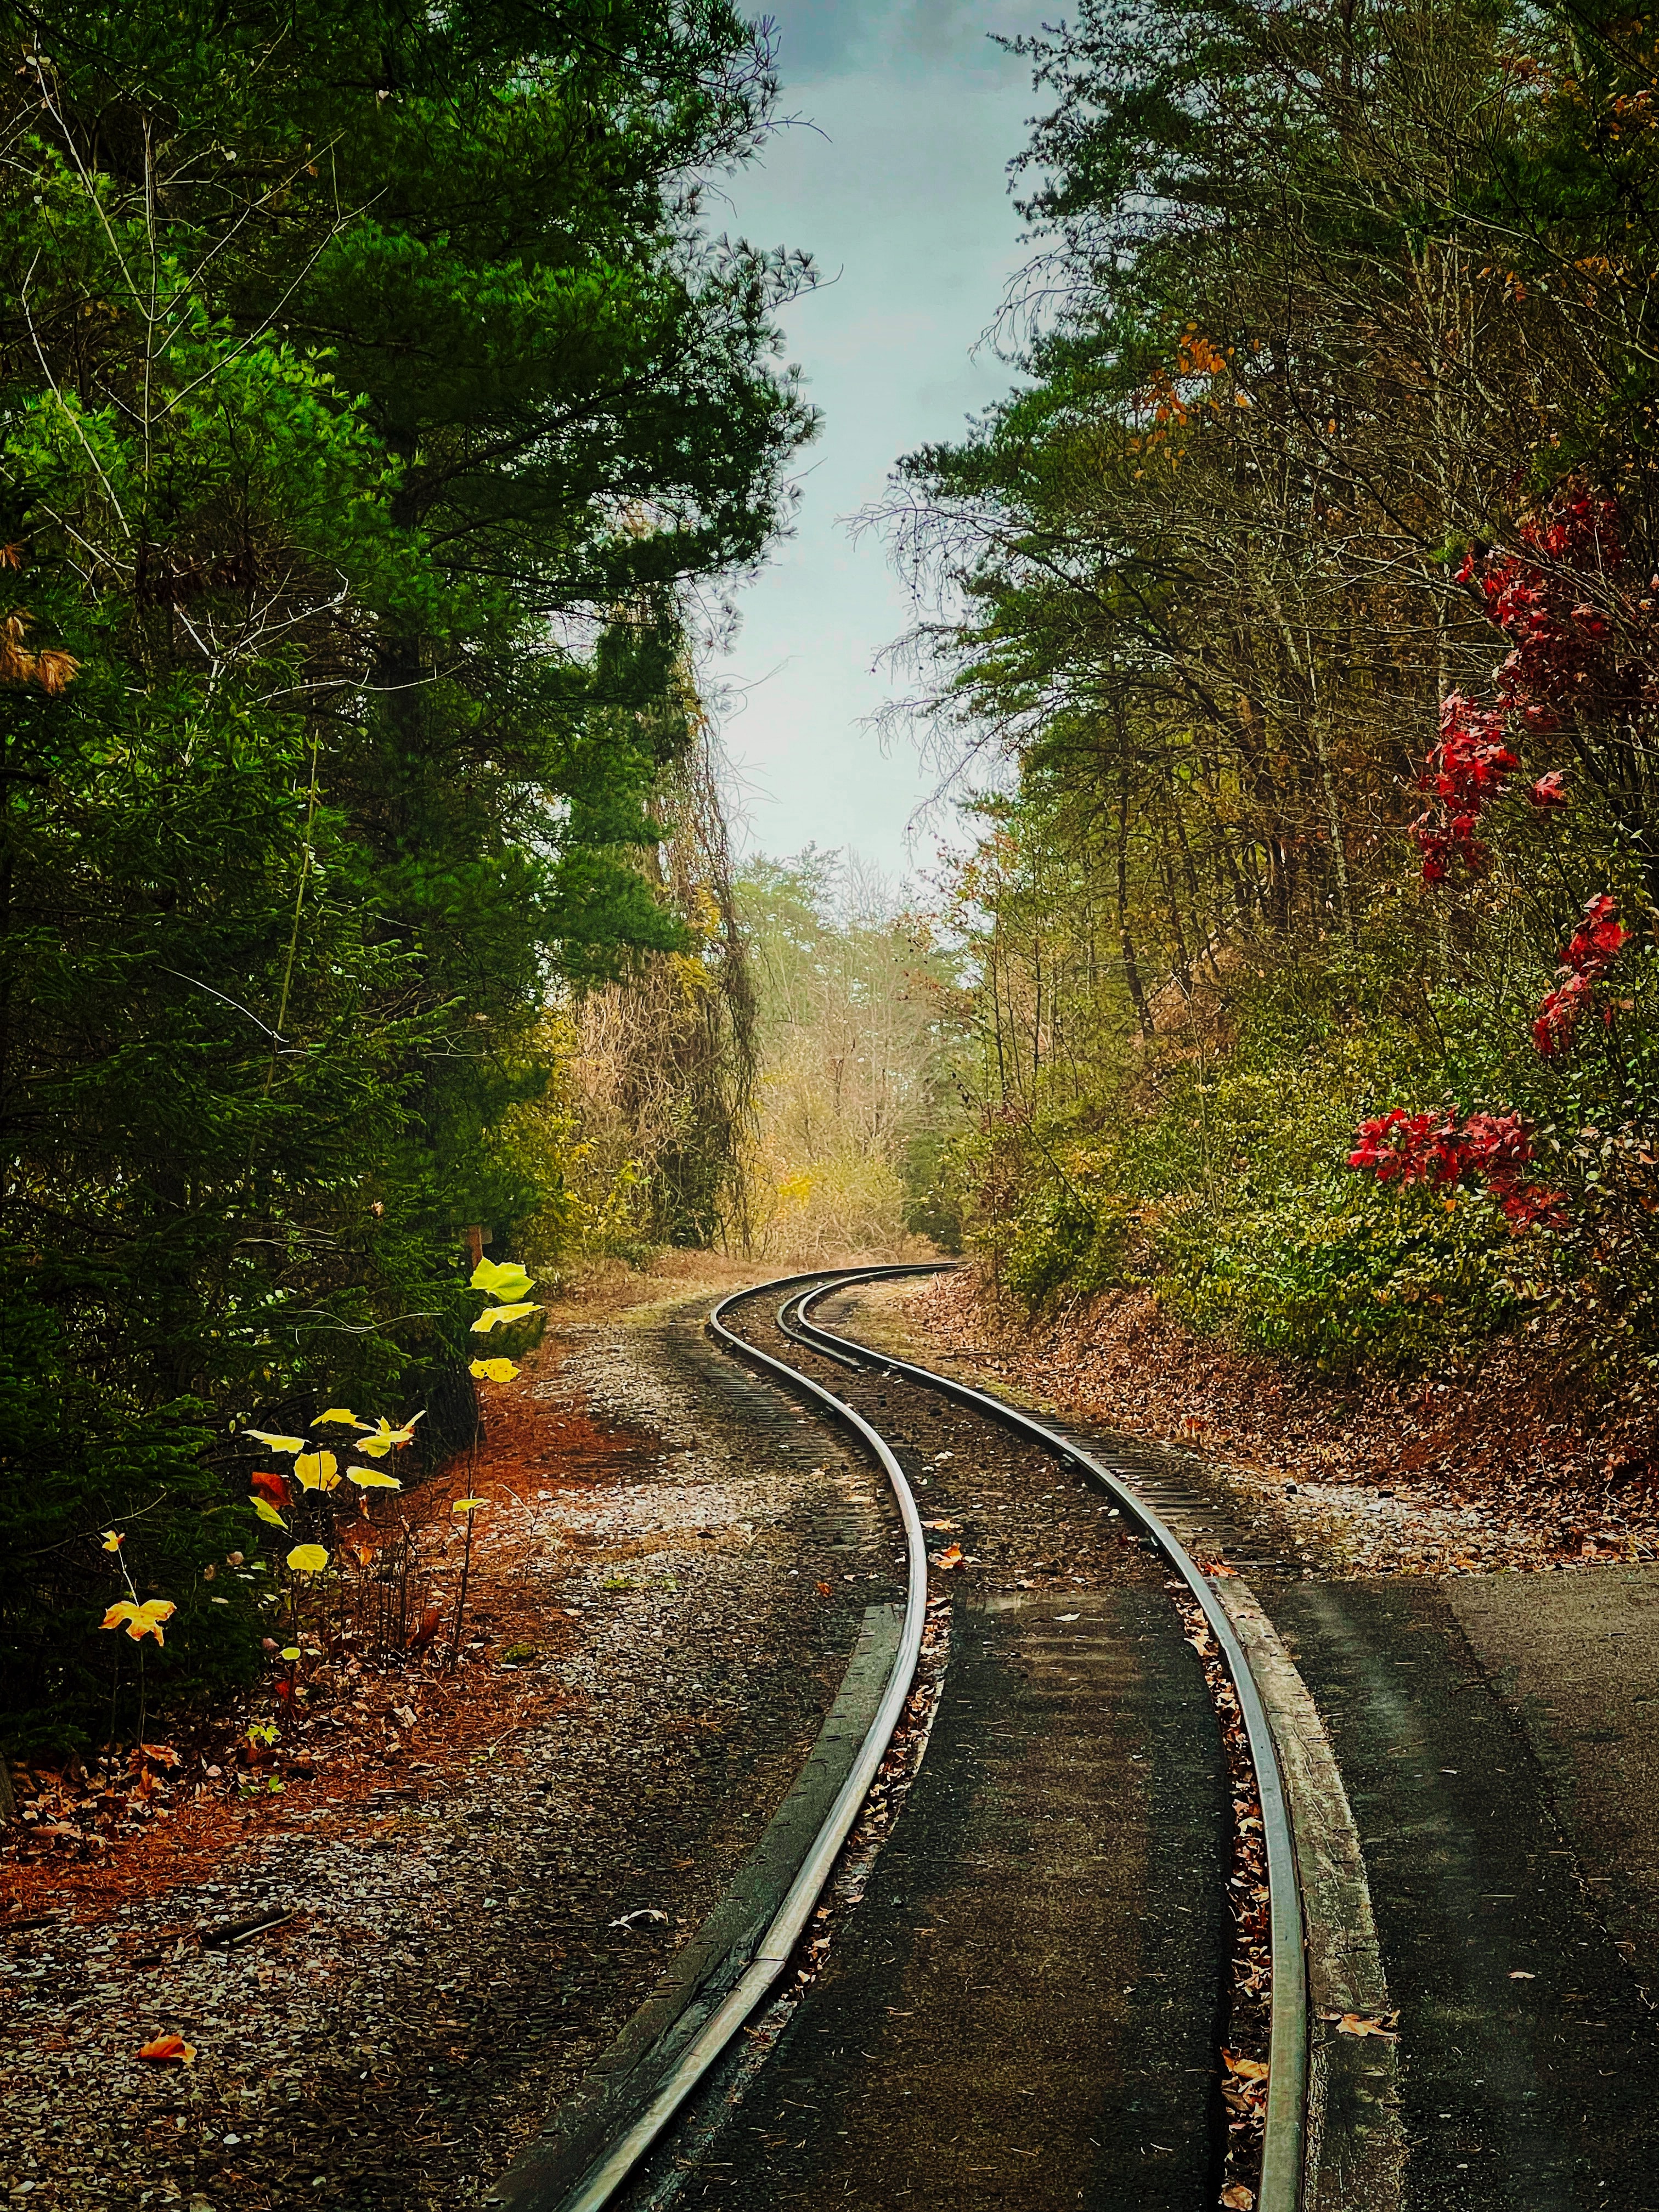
[1271,1580,1659,2211]
[682,1585,1228,2210]
[629,1280,1238,2212]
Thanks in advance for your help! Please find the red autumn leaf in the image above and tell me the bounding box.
[250,1469,291,1509]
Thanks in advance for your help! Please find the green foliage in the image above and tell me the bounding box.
[0,3,810,1755]
[1160,1187,1523,1374]
[899,1130,966,1254]
[1000,1187,1127,1307]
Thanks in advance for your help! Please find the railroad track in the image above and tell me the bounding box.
[488,1264,1324,2212]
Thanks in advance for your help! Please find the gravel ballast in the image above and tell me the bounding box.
[1,1299,903,2212]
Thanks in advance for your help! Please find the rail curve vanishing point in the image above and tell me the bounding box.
[486,1262,1315,2212]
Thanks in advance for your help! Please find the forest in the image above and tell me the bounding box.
[0,0,820,1749]
[888,0,1659,1401]
[10,0,1659,1759]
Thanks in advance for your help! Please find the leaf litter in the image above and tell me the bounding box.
[881,1271,1659,1577]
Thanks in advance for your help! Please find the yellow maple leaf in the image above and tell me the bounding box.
[469,1357,518,1383]
[294,1451,340,1492]
[471,1257,535,1302]
[285,1543,330,1576]
[346,1465,402,1489]
[312,1407,364,1427]
[101,1599,177,1645]
[242,1428,305,1453]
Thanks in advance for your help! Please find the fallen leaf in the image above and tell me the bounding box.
[815,1580,833,1596]
[1509,1970,1536,1979]
[1223,2050,1269,2079]
[930,1544,966,1571]
[1221,2187,1255,2209]
[469,1357,519,1383]
[1335,2012,1400,2040]
[1054,1611,1081,1622]
[921,1518,960,1531]
[406,1605,442,1650]
[138,2034,196,2065]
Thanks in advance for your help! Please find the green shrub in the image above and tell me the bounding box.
[1002,1187,1131,1308]
[1158,1179,1522,1373]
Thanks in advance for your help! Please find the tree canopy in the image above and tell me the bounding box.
[889,0,1659,1379]
[0,0,813,1748]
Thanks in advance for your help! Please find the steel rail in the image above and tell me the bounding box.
[535,1269,929,2212]
[792,1268,1310,2212]
[775,1290,862,1371]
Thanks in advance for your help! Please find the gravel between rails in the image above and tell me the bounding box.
[0,1302,903,2212]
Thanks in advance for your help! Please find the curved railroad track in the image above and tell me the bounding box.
[489,1263,1313,2212]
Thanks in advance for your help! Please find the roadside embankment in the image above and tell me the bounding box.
[863,1269,1659,1578]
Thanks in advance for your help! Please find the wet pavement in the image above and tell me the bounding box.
[1268,1578,1659,2211]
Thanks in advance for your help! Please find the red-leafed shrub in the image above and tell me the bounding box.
[1348,1107,1566,1231]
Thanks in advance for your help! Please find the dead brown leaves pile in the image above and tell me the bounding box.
[1168,1582,1272,2208]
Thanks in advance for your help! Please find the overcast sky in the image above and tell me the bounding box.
[709,1,1040,884]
